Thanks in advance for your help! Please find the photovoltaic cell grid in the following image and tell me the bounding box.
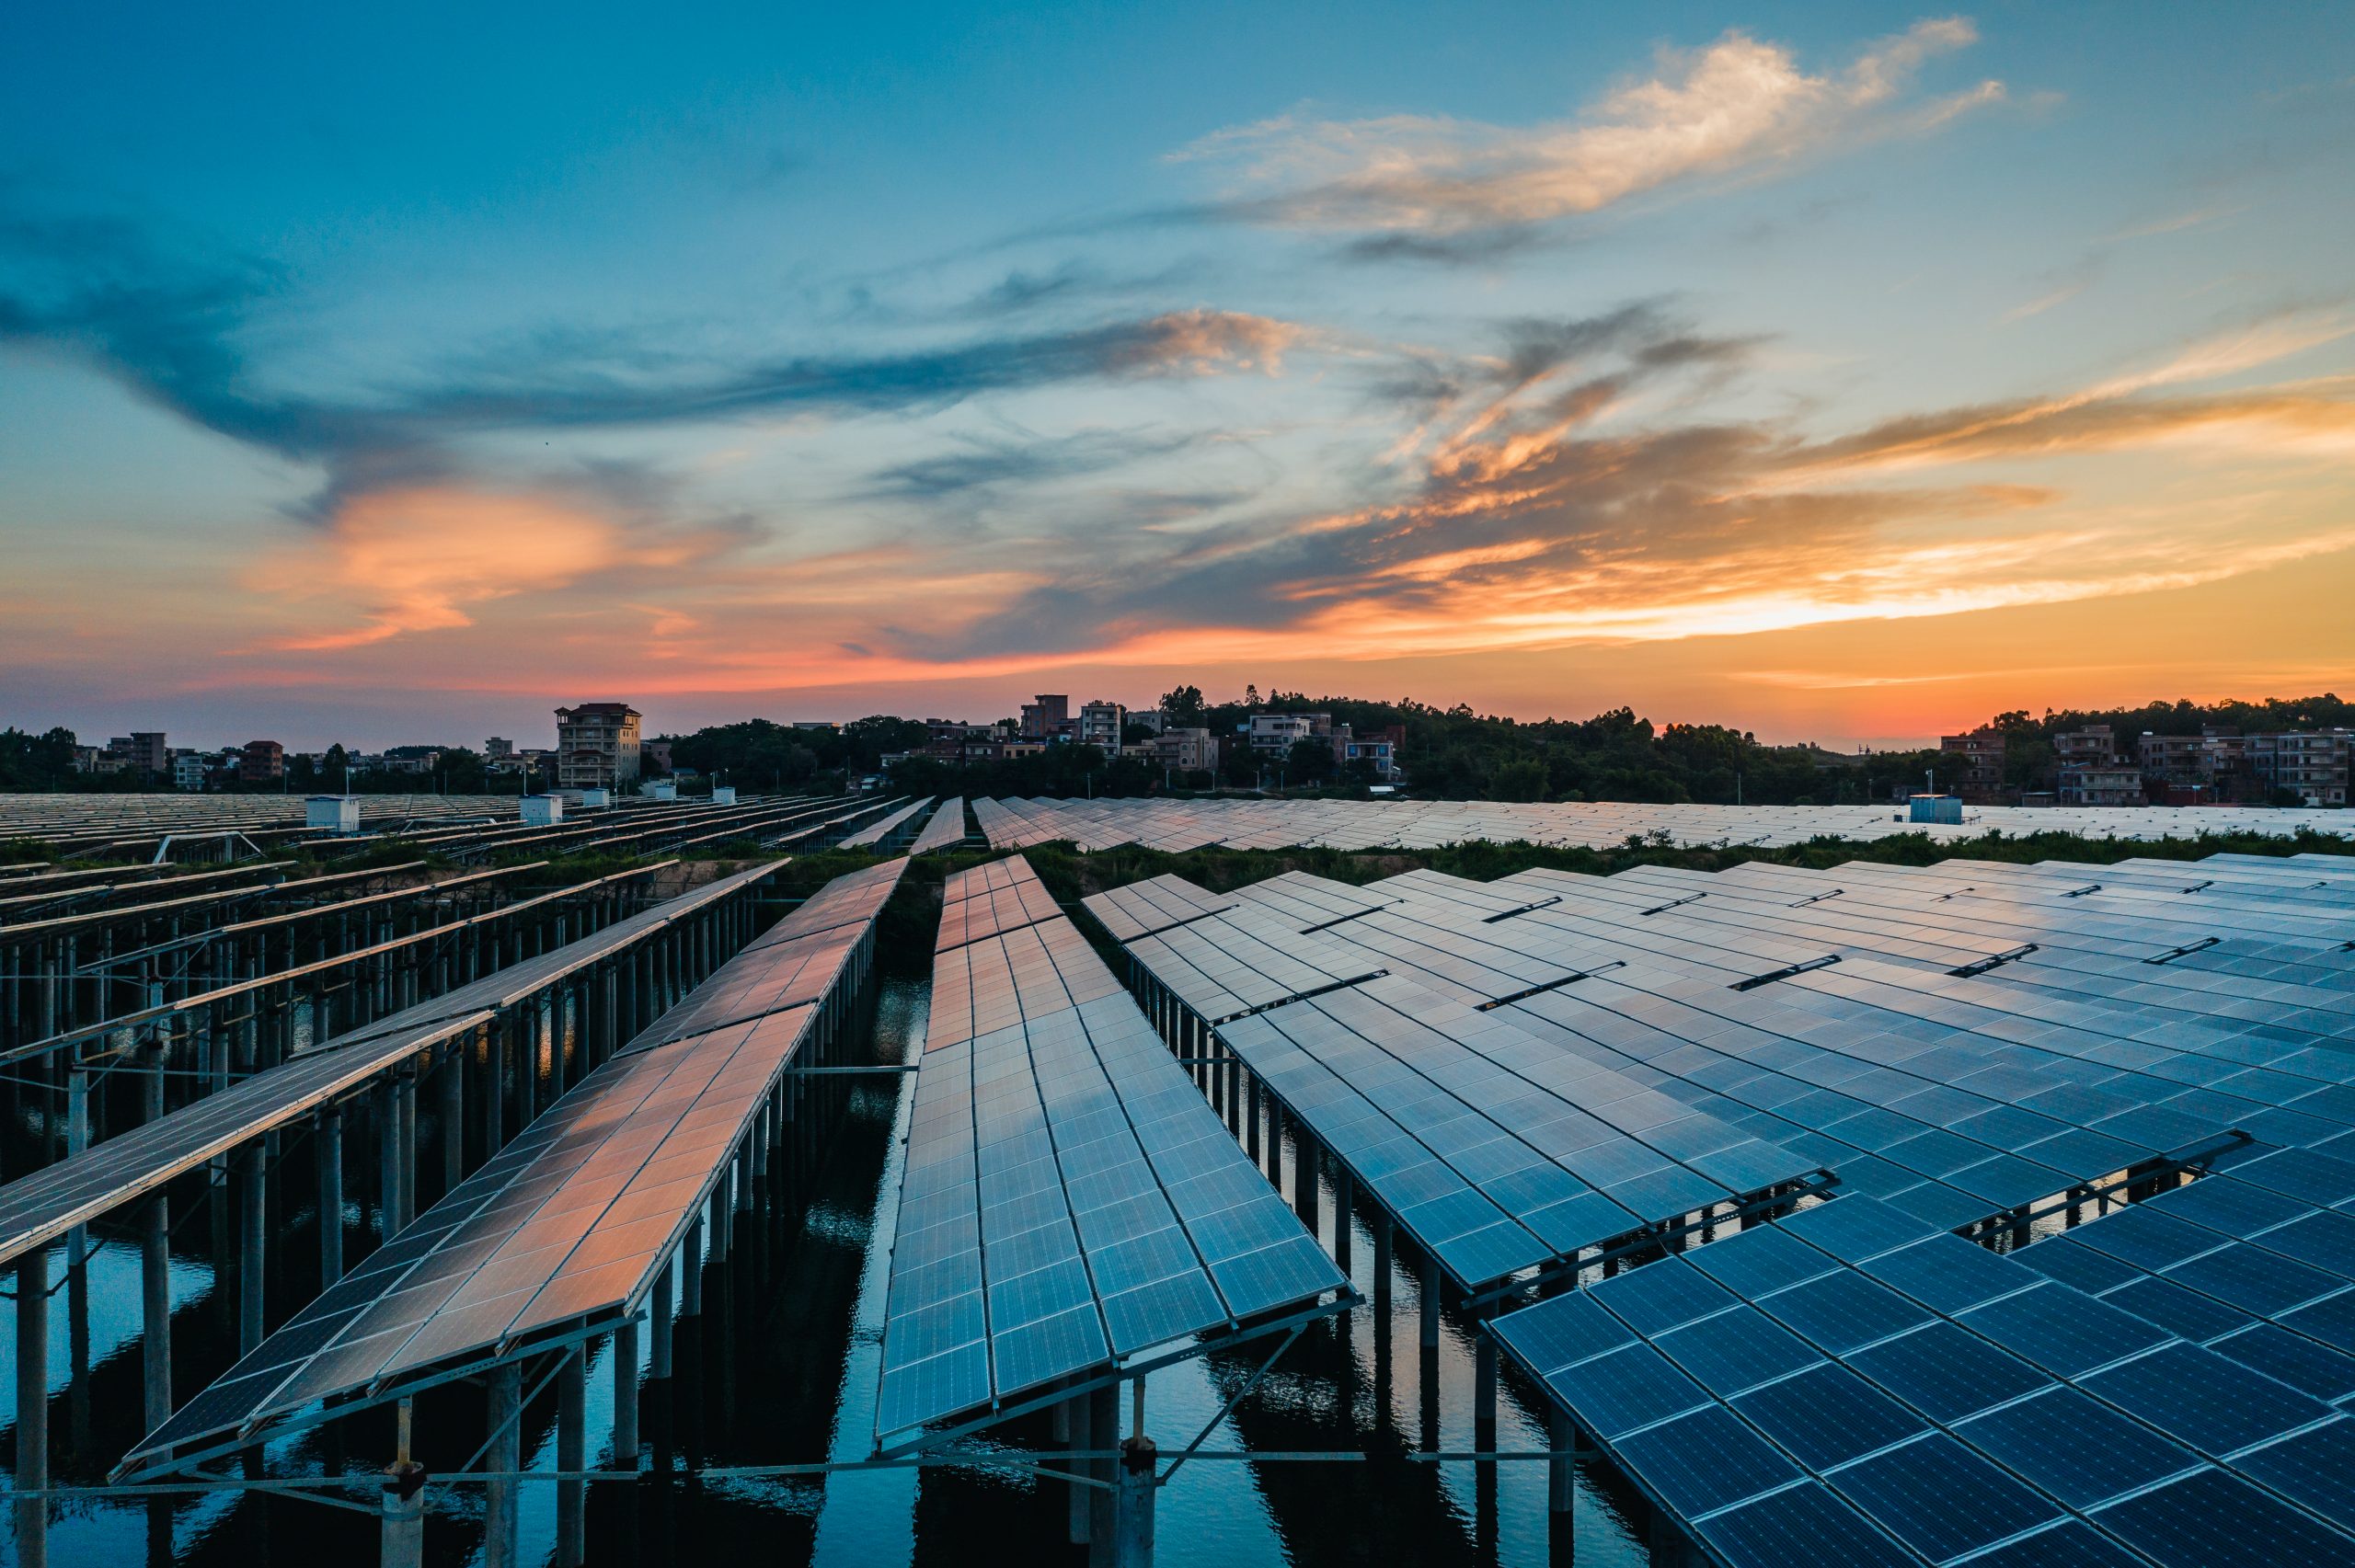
[935,854,1063,952]
[1492,1193,2355,1568]
[744,856,907,951]
[121,859,890,1474]
[1089,879,1820,1289]
[837,796,934,849]
[1304,860,2355,1234]
[875,855,1345,1447]
[909,796,969,855]
[0,858,787,1271]
[1080,874,1236,943]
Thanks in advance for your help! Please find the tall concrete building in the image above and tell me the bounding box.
[554,703,643,790]
[1077,700,1126,750]
[1019,693,1071,740]
[108,731,169,774]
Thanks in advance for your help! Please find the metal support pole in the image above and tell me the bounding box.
[651,1259,675,1379]
[1293,1132,1317,1236]
[143,1193,172,1433]
[318,1108,345,1287]
[557,1345,586,1568]
[441,1043,465,1193]
[1116,1436,1158,1568]
[1067,1391,1092,1546]
[1334,1172,1353,1273]
[682,1212,704,1317]
[484,1359,522,1568]
[1089,1383,1119,1561]
[1420,1253,1442,1350]
[15,1254,48,1568]
[613,1321,641,1465]
[1549,1409,1579,1521]
[1475,1331,1498,1437]
[381,1399,425,1568]
[237,1143,267,1356]
[396,1068,418,1230]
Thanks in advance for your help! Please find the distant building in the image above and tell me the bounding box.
[1938,728,2005,800]
[1130,709,1167,737]
[1077,700,1126,751]
[238,739,285,784]
[172,753,209,791]
[1153,728,1220,773]
[644,738,675,774]
[554,703,643,790]
[2249,730,2350,807]
[1335,723,1403,781]
[2052,725,2117,767]
[484,737,514,760]
[108,731,169,773]
[1247,713,1331,756]
[2060,764,2145,807]
[1019,694,1072,741]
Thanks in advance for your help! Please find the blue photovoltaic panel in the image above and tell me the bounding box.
[877,857,1345,1447]
[1826,1433,2065,1563]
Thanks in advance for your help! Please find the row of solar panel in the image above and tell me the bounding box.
[877,856,1346,1443]
[123,859,902,1472]
[1493,1193,2355,1568]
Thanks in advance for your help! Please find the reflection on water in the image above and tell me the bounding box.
[3,976,1653,1567]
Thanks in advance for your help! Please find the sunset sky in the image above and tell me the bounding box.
[5,4,2353,750]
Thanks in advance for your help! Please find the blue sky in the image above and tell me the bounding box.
[5,4,2353,749]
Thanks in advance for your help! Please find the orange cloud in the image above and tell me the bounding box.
[251,487,663,650]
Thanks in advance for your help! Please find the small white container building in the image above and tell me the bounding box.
[579,787,611,807]
[305,795,361,834]
[643,781,677,802]
[711,785,736,805]
[520,795,564,827]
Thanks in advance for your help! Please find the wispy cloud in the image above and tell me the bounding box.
[1175,18,2000,236]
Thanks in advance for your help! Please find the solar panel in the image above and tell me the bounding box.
[121,858,880,1474]
[876,856,1345,1448]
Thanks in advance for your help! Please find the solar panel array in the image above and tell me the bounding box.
[1086,877,1822,1290]
[909,796,970,854]
[973,795,2355,853]
[875,856,1347,1448]
[1070,845,2355,1561]
[0,858,787,1268]
[1491,1192,2355,1568]
[837,795,936,849]
[122,858,901,1474]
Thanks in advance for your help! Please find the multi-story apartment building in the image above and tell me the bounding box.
[1334,723,1403,781]
[1077,700,1126,751]
[238,740,285,783]
[554,703,642,790]
[1018,694,1072,741]
[2250,730,2350,807]
[2052,725,2117,768]
[1152,727,1220,773]
[1247,713,1332,755]
[1938,728,2005,799]
[484,737,514,760]
[2059,764,2146,807]
[107,731,169,774]
[643,739,674,774]
[173,753,210,791]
